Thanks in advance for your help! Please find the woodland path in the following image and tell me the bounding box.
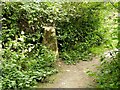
[38,56,101,88]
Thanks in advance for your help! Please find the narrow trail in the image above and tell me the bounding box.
[38,56,100,88]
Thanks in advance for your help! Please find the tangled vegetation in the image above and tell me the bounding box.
[95,51,120,88]
[95,22,119,88]
[95,3,120,88]
[55,2,107,63]
[87,3,120,88]
[0,1,119,89]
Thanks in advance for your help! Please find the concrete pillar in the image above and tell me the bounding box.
[42,26,59,59]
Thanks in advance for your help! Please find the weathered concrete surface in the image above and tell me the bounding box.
[42,26,58,58]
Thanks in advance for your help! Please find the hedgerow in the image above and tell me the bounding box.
[1,2,57,89]
[55,2,106,63]
[95,4,120,88]
[94,51,120,88]
[0,2,115,89]
[87,3,119,88]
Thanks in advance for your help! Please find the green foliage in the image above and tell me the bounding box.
[1,2,57,89]
[1,2,107,63]
[1,45,57,89]
[95,51,120,88]
[1,1,118,89]
[86,52,120,88]
[60,42,93,64]
[87,6,119,88]
[55,2,107,63]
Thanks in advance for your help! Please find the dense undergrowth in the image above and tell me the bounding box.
[87,4,120,88]
[95,51,120,88]
[0,1,119,89]
[56,2,107,64]
[95,34,119,86]
[95,4,120,88]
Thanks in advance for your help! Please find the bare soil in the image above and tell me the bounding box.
[38,56,100,88]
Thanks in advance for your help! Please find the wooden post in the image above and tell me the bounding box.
[42,26,59,59]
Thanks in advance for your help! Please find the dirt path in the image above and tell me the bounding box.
[38,56,100,88]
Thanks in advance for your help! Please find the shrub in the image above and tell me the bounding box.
[55,2,106,63]
[1,2,57,89]
[1,44,57,89]
[1,2,115,89]
[95,51,120,88]
[2,2,107,64]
